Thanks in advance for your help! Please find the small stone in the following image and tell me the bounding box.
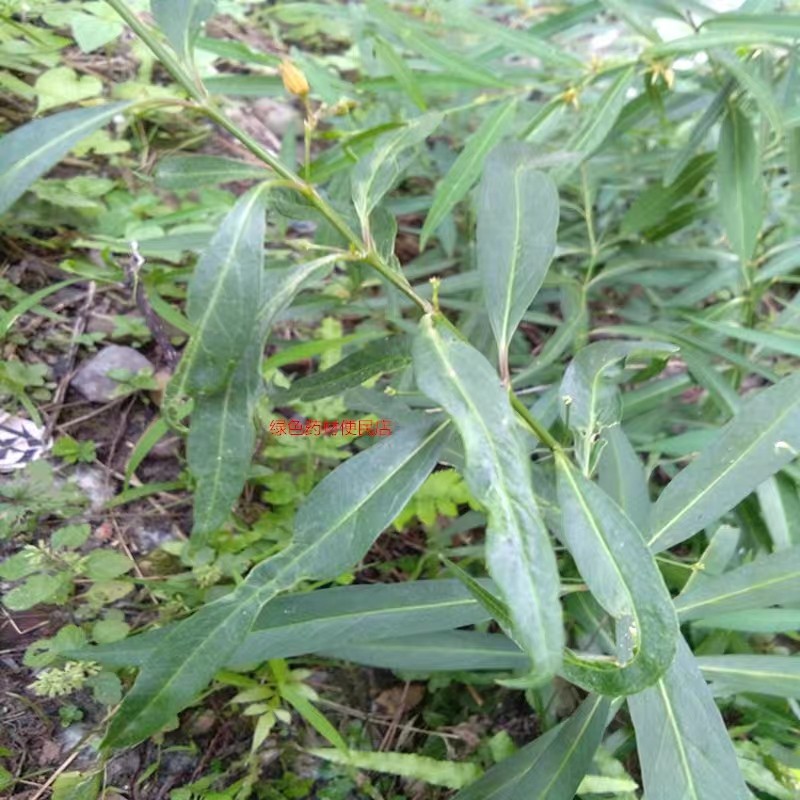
[71,345,153,403]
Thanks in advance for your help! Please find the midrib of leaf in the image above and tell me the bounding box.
[676,566,800,616]
[557,456,639,654]
[500,161,527,353]
[657,679,700,800]
[572,67,634,153]
[648,398,799,551]
[537,693,605,796]
[424,324,551,651]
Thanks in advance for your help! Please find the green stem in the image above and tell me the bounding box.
[510,393,562,453]
[104,0,430,314]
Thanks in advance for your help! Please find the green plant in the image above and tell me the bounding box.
[4,1,800,798]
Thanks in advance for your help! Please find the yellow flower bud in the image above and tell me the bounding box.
[278,59,310,97]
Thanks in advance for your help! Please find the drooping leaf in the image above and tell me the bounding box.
[151,0,217,62]
[648,372,800,552]
[718,103,763,265]
[675,545,800,620]
[697,655,800,698]
[420,98,517,248]
[0,102,129,217]
[103,422,446,747]
[477,143,560,366]
[453,693,612,800]
[628,637,750,800]
[555,453,678,695]
[413,314,564,681]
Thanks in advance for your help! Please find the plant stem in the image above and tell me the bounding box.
[104,0,431,314]
[509,393,562,453]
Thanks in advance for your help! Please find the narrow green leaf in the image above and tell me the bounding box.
[187,340,262,537]
[675,545,800,621]
[102,581,273,749]
[718,103,763,265]
[309,747,482,790]
[371,34,426,110]
[453,693,612,800]
[103,421,445,747]
[666,80,734,185]
[151,0,216,61]
[598,425,651,531]
[279,682,348,750]
[555,453,678,695]
[0,102,129,217]
[714,51,783,135]
[322,630,528,672]
[413,315,564,680]
[648,373,800,552]
[556,67,637,181]
[757,474,800,549]
[366,0,508,89]
[155,155,268,189]
[622,153,715,235]
[697,655,800,697]
[351,113,442,235]
[421,99,517,248]
[702,13,800,39]
[628,637,751,800]
[277,335,410,403]
[477,143,560,363]
[694,608,800,633]
[167,186,269,401]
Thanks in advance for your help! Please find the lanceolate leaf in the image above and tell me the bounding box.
[151,0,217,62]
[276,335,411,403]
[675,545,800,620]
[103,422,446,747]
[170,185,269,399]
[718,103,763,265]
[555,454,678,695]
[155,155,268,189]
[186,339,262,537]
[186,254,336,538]
[323,630,527,672]
[420,98,517,248]
[0,102,129,217]
[648,372,800,552]
[453,693,612,800]
[413,315,564,680]
[477,143,559,367]
[351,113,442,235]
[628,637,750,800]
[556,66,636,181]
